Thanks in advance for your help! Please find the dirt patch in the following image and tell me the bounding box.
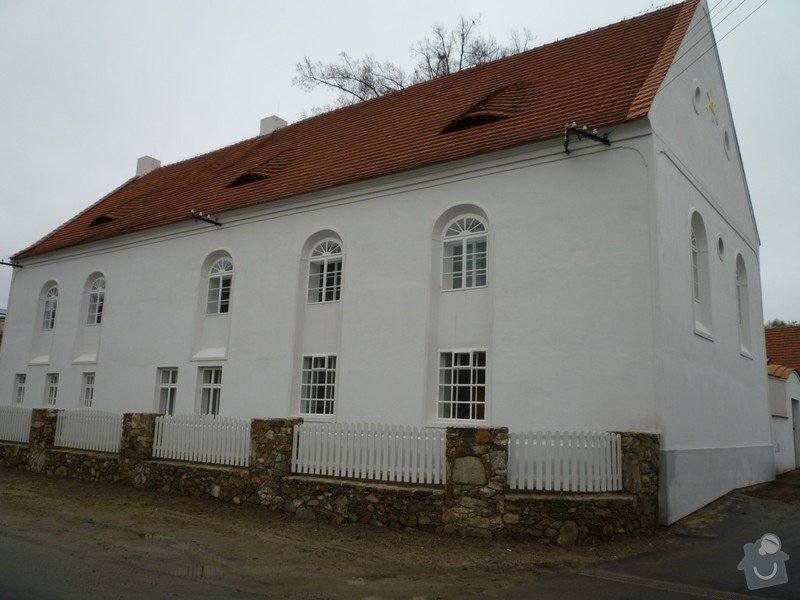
[0,469,672,598]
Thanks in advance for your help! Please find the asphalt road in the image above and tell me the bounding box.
[0,469,798,599]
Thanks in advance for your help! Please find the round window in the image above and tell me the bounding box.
[692,80,702,114]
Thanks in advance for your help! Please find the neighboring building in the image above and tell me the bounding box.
[0,0,774,524]
[765,326,800,473]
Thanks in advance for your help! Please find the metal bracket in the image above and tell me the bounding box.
[564,123,610,155]
[0,259,22,268]
[190,209,222,227]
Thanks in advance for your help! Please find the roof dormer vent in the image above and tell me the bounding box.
[136,155,161,177]
[260,115,288,136]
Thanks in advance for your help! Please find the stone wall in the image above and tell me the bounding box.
[0,411,659,545]
[444,427,508,539]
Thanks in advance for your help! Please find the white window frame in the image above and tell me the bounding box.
[199,367,222,415]
[42,286,58,330]
[300,354,337,416]
[81,372,95,408]
[437,349,487,422]
[156,368,178,415]
[442,216,488,291]
[206,259,233,315]
[45,373,59,406]
[307,240,343,304]
[14,374,26,405]
[736,256,752,356]
[87,277,106,325]
[690,213,713,338]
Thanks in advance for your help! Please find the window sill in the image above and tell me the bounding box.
[441,285,488,294]
[426,419,489,428]
[693,326,714,342]
[305,300,341,306]
[740,348,753,360]
[299,414,336,423]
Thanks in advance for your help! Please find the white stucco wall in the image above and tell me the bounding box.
[649,0,774,524]
[770,373,799,474]
[0,129,658,434]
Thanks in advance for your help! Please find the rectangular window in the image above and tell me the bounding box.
[206,274,232,314]
[438,350,486,421]
[307,259,342,303]
[157,368,178,415]
[45,373,59,406]
[443,237,487,290]
[14,374,26,404]
[81,373,95,408]
[199,367,222,415]
[300,355,336,415]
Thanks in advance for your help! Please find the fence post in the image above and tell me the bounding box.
[28,408,60,473]
[121,413,158,461]
[443,426,508,539]
[615,432,660,527]
[250,418,303,508]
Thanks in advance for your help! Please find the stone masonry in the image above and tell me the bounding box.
[443,427,508,539]
[0,411,659,545]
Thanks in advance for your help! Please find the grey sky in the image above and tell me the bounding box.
[0,0,797,320]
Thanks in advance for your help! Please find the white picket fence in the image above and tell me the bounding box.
[55,409,124,453]
[153,414,250,467]
[508,431,622,492]
[0,406,33,443]
[292,422,446,485]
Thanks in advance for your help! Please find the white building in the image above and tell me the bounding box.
[0,0,774,524]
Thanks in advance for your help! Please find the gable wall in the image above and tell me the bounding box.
[0,134,659,433]
[649,0,773,524]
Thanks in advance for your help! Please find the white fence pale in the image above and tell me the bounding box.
[153,414,250,467]
[508,431,622,492]
[0,406,33,443]
[55,409,123,453]
[292,422,446,485]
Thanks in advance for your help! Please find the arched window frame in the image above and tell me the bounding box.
[206,258,233,315]
[690,212,712,337]
[42,285,58,330]
[736,254,751,355]
[87,276,106,325]
[442,215,488,291]
[307,239,343,304]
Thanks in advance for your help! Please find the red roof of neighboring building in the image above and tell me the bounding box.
[767,363,800,380]
[14,0,698,260]
[766,326,800,370]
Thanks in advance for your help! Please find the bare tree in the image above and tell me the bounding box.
[294,16,533,112]
[765,319,800,328]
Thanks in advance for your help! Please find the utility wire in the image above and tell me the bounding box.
[668,0,749,69]
[659,0,769,94]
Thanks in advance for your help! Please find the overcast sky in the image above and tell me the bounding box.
[0,0,797,320]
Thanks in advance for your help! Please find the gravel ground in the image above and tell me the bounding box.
[0,468,672,599]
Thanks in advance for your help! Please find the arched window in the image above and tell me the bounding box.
[690,212,712,335]
[87,277,106,325]
[206,258,233,314]
[442,216,487,290]
[42,286,58,330]
[307,240,342,303]
[736,255,751,353]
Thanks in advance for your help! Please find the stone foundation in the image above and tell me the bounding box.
[0,412,659,545]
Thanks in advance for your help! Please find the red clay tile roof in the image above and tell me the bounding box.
[767,363,800,380]
[766,326,800,370]
[14,0,698,260]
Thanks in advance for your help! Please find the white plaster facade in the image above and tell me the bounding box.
[0,1,775,524]
[769,372,800,474]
